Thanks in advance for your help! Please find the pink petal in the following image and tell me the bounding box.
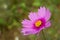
[45,8,51,21]
[38,7,46,18]
[21,19,32,25]
[22,24,33,28]
[21,28,38,35]
[28,12,39,21]
[45,21,51,28]
[38,26,45,32]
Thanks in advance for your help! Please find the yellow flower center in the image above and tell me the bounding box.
[35,20,42,27]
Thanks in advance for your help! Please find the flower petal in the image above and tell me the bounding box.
[21,19,32,25]
[21,28,38,35]
[22,24,33,28]
[45,21,51,28]
[38,7,46,18]
[45,8,51,21]
[28,12,38,21]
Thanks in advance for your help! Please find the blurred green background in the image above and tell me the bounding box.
[0,0,60,40]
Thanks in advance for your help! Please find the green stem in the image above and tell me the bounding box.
[42,30,46,40]
[35,30,46,40]
[35,32,40,40]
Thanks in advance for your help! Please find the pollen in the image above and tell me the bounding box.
[35,20,42,27]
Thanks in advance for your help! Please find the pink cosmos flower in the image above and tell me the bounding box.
[21,7,51,35]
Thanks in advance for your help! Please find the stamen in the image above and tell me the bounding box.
[35,20,42,27]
